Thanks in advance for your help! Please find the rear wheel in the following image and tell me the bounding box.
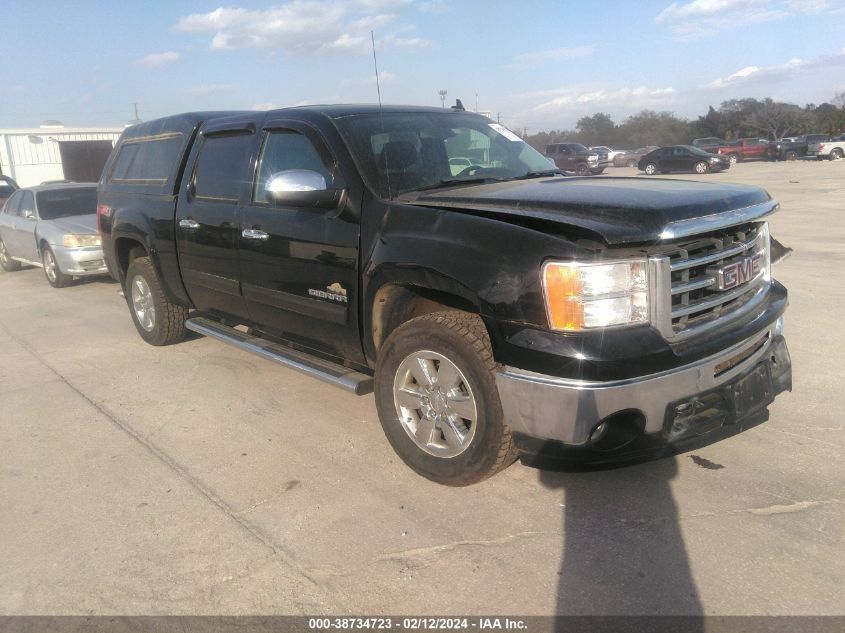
[785,150,798,161]
[0,238,21,272]
[125,256,188,346]
[42,246,70,288]
[644,163,657,175]
[374,311,516,486]
[694,161,709,174]
[728,154,738,165]
[831,148,844,160]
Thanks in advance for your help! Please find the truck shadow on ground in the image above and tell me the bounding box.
[533,413,767,625]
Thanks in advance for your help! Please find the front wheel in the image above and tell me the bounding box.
[728,154,738,165]
[575,163,590,176]
[785,150,798,161]
[125,256,188,346]
[374,312,516,486]
[694,161,709,174]
[0,238,21,272]
[643,163,657,175]
[42,246,70,288]
[831,148,844,160]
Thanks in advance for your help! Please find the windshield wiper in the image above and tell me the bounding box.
[406,176,507,193]
[512,169,563,180]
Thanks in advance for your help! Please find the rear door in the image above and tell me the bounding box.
[237,118,363,363]
[175,118,259,319]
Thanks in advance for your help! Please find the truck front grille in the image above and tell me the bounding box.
[651,222,771,341]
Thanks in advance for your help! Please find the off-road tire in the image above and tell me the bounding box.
[374,311,517,486]
[0,238,21,272]
[125,256,187,346]
[830,148,844,160]
[575,163,590,176]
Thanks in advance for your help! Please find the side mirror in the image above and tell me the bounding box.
[265,170,343,210]
[22,209,35,220]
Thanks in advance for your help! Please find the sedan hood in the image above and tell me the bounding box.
[45,215,98,234]
[401,177,774,244]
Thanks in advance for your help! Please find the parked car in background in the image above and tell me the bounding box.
[613,146,659,167]
[716,138,770,164]
[0,175,19,206]
[639,145,730,175]
[692,137,724,151]
[544,143,604,175]
[807,134,845,160]
[586,146,614,170]
[769,134,830,161]
[0,183,108,287]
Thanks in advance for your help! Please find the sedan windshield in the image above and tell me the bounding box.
[36,187,98,220]
[335,111,557,198]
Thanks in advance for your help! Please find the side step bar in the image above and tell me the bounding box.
[185,316,374,396]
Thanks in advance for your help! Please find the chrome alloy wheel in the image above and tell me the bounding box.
[644,163,657,175]
[393,350,478,458]
[43,249,58,283]
[131,274,156,332]
[695,161,708,174]
[0,241,8,267]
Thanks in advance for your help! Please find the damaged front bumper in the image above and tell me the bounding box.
[495,319,791,466]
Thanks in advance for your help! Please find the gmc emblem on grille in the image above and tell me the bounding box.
[708,252,764,291]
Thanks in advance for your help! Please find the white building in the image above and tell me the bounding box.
[0,124,123,187]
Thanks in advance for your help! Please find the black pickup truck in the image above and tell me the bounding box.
[97,105,792,485]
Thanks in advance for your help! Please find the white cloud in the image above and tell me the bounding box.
[707,49,845,88]
[508,45,597,68]
[419,0,449,13]
[135,51,181,68]
[654,0,845,39]
[175,2,432,54]
[535,86,676,110]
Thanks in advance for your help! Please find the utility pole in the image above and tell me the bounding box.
[497,112,501,123]
[438,89,447,108]
[133,102,140,121]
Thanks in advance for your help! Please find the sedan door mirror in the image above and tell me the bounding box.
[265,170,343,210]
[21,209,35,220]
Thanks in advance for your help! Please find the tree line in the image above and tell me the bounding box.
[524,95,845,151]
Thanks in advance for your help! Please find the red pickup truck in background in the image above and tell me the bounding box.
[717,138,771,164]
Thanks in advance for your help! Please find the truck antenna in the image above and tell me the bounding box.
[371,30,391,198]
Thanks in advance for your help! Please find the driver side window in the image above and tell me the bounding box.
[253,130,334,204]
[20,191,35,218]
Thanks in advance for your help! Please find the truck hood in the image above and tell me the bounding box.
[401,177,775,244]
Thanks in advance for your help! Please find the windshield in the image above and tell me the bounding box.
[334,111,557,197]
[36,187,97,220]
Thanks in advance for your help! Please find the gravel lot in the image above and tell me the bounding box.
[1,159,842,616]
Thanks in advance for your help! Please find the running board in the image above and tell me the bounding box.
[185,316,373,395]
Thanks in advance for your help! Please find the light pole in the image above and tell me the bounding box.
[439,89,447,108]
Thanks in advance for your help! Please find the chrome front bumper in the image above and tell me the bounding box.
[53,245,109,277]
[495,319,790,447]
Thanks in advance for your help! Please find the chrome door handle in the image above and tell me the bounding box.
[179,219,200,229]
[242,229,269,240]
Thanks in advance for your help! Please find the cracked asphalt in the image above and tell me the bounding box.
[1,161,842,615]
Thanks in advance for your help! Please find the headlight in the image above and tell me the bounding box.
[542,260,649,331]
[63,234,101,248]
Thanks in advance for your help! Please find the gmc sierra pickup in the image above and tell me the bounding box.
[97,105,792,485]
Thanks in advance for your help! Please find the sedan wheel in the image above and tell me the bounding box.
[644,163,657,175]
[728,154,738,165]
[0,239,21,272]
[42,246,69,288]
[694,161,709,174]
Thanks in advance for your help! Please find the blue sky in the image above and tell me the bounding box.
[2,0,844,131]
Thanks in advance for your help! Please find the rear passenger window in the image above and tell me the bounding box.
[110,134,183,183]
[194,134,253,201]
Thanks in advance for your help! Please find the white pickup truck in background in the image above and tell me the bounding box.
[808,134,845,160]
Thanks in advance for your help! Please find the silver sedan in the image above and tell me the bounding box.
[0,183,108,287]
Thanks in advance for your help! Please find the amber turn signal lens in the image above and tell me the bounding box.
[543,264,585,331]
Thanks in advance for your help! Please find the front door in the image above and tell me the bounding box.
[176,122,257,319]
[10,191,39,262]
[238,120,363,364]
